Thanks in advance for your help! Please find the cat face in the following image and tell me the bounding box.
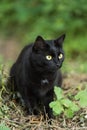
[30,34,65,73]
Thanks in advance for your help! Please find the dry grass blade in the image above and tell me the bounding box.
[0,65,87,130]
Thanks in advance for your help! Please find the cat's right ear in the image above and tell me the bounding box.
[33,36,46,51]
[54,34,66,47]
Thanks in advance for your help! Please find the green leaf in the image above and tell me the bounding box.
[65,108,74,118]
[75,90,87,107]
[49,101,57,108]
[61,99,79,118]
[70,102,80,112]
[52,101,63,115]
[61,98,72,107]
[49,100,64,116]
[0,123,10,130]
[54,86,64,100]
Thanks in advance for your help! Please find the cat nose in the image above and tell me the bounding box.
[56,63,60,67]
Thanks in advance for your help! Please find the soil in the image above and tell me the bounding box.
[0,70,86,130]
[0,38,87,130]
[0,38,21,61]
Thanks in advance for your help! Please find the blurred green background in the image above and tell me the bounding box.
[0,0,87,72]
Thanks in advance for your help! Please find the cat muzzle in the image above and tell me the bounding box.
[56,63,61,68]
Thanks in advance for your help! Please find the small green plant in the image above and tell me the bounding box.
[0,123,10,130]
[0,65,10,130]
[0,104,9,118]
[0,64,8,99]
[49,86,87,118]
[75,88,87,107]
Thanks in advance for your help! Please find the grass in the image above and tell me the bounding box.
[62,59,87,74]
[64,34,87,60]
[0,58,87,129]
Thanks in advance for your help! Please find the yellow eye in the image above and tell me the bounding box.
[58,53,63,59]
[46,55,52,60]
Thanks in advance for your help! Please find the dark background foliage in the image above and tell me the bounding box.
[0,0,87,59]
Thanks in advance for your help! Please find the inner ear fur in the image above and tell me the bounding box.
[54,34,66,47]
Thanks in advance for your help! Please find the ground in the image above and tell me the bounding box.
[0,69,87,130]
[0,39,87,130]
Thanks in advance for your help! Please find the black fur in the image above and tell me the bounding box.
[9,34,65,118]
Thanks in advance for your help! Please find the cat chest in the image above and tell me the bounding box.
[30,80,54,97]
[35,86,52,97]
[29,74,56,97]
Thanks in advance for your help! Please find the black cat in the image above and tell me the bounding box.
[9,34,65,118]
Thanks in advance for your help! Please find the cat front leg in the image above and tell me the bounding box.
[43,89,54,118]
[21,94,33,115]
[21,93,39,115]
[18,88,34,115]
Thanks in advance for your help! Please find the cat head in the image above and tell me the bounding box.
[33,34,65,51]
[31,34,65,73]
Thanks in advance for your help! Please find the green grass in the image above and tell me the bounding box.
[0,58,87,129]
[0,123,10,130]
[62,59,87,74]
[64,34,87,60]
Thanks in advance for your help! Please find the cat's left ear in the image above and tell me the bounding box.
[54,34,66,47]
[33,36,46,51]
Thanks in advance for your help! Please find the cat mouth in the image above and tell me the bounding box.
[46,67,57,73]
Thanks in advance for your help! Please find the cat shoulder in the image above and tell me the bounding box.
[16,43,33,62]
